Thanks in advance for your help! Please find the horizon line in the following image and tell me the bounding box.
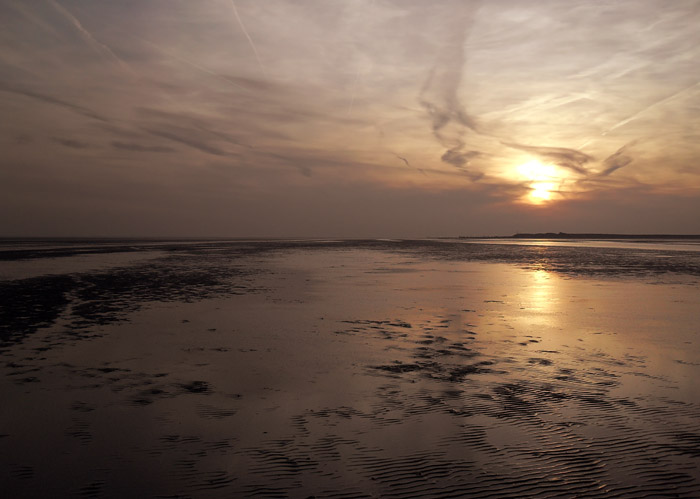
[2,233,700,241]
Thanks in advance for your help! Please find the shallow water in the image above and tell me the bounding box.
[450,237,700,252]
[1,240,699,497]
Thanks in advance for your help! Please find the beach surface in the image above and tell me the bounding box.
[1,239,700,497]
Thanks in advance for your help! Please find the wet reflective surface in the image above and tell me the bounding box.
[1,240,699,497]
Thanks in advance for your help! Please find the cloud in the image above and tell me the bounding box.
[395,154,410,168]
[599,141,636,176]
[394,153,426,175]
[5,1,62,39]
[417,1,483,176]
[230,1,266,77]
[131,108,254,157]
[136,36,247,91]
[111,141,174,153]
[53,137,89,149]
[0,84,109,123]
[47,0,133,74]
[440,147,481,168]
[13,134,33,146]
[603,81,700,135]
[143,127,227,156]
[136,108,251,147]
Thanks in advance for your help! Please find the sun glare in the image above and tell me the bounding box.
[517,160,556,180]
[530,182,554,201]
[515,160,562,205]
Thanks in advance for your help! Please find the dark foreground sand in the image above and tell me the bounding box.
[1,239,699,497]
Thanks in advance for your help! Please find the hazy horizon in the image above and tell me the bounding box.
[2,0,700,237]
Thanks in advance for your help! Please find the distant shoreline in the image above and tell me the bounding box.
[2,234,700,243]
[459,233,700,240]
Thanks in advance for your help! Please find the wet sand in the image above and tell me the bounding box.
[1,240,700,497]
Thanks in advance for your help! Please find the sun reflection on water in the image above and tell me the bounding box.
[525,269,557,315]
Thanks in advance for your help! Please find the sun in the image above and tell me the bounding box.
[530,182,555,201]
[515,160,562,204]
[517,160,556,180]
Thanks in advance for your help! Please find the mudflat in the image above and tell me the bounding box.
[1,239,699,497]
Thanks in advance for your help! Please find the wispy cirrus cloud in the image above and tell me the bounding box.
[230,1,266,77]
[47,0,133,75]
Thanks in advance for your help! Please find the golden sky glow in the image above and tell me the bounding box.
[1,0,699,236]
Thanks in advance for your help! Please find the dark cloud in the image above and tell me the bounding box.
[53,137,89,149]
[504,142,592,175]
[394,153,426,175]
[420,95,479,138]
[395,154,410,168]
[111,141,174,153]
[143,127,227,156]
[418,1,483,176]
[136,108,251,148]
[14,135,34,145]
[94,123,142,139]
[440,148,481,168]
[599,141,636,176]
[0,84,109,123]
[218,74,281,93]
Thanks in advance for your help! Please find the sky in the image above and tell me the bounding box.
[1,0,700,237]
